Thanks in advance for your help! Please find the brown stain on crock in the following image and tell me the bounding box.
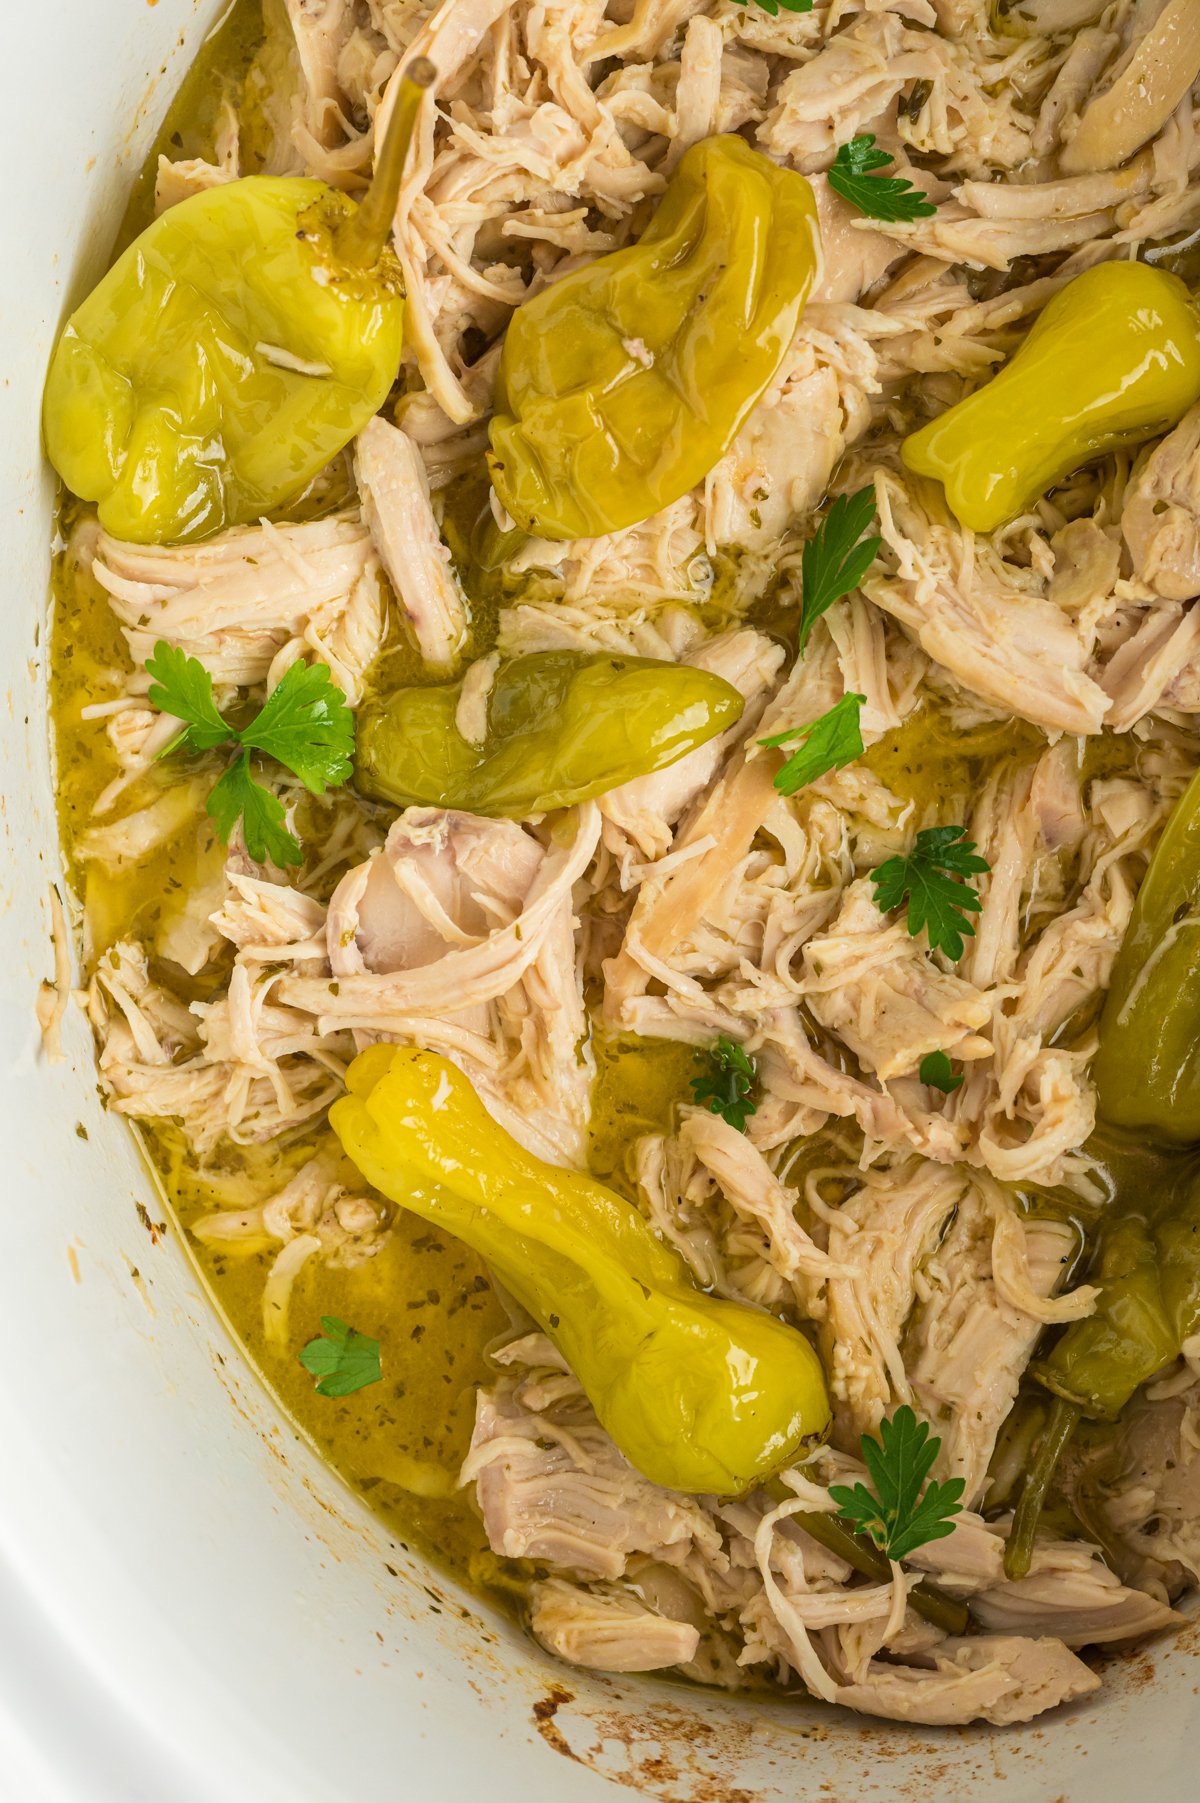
[533,1684,580,1763]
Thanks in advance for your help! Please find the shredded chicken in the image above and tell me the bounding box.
[55,0,1200,1734]
[354,415,468,667]
[93,513,385,702]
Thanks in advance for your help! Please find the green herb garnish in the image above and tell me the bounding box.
[690,1037,758,1132]
[870,825,989,962]
[919,1050,964,1093]
[827,134,937,224]
[740,0,813,14]
[146,643,354,868]
[797,487,882,652]
[298,1316,382,1398]
[760,692,865,795]
[829,1405,965,1561]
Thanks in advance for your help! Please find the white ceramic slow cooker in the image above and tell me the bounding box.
[2,4,1196,1798]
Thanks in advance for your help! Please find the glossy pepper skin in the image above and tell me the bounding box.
[488,135,820,542]
[331,1045,831,1496]
[355,651,744,817]
[1031,1171,1200,1421]
[42,61,434,545]
[42,180,405,545]
[1093,766,1200,1140]
[902,263,1200,534]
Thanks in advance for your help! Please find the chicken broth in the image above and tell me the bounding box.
[45,0,1200,1731]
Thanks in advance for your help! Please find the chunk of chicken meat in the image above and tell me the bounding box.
[703,320,877,554]
[353,416,468,668]
[823,1162,968,1442]
[530,1578,700,1673]
[904,1184,1091,1506]
[463,1376,721,1581]
[93,514,384,701]
[1083,1373,1200,1594]
[834,1635,1099,1727]
[800,878,995,1082]
[1122,403,1200,601]
[909,1510,1178,1646]
[867,471,1109,735]
[281,804,599,1166]
[600,628,784,862]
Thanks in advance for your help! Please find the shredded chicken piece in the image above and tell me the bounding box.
[192,1153,388,1341]
[600,628,784,865]
[823,1161,967,1442]
[1122,403,1200,603]
[59,0,1200,1727]
[354,416,468,668]
[282,803,598,1165]
[800,878,994,1082]
[530,1577,700,1673]
[93,514,384,702]
[904,1183,1087,1506]
[868,470,1109,735]
[463,1375,722,1580]
[833,1634,1100,1727]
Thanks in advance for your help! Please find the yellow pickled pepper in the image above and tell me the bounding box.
[488,135,821,542]
[902,262,1200,533]
[43,60,435,545]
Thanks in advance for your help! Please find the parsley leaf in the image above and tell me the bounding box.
[870,825,990,962]
[760,692,865,795]
[827,134,937,224]
[798,488,881,653]
[207,752,302,869]
[919,1050,964,1093]
[690,1037,758,1133]
[298,1316,383,1399]
[739,0,813,12]
[239,659,355,794]
[145,642,235,754]
[146,641,354,870]
[828,1405,965,1562]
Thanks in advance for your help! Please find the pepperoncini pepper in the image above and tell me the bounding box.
[902,263,1200,534]
[1092,765,1200,1141]
[1005,1152,1200,1577]
[354,651,744,817]
[488,134,821,542]
[43,62,435,545]
[330,1045,831,1496]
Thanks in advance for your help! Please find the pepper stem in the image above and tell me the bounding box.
[1004,1396,1082,1581]
[789,1508,969,1637]
[337,56,436,270]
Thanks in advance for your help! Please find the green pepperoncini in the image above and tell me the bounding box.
[488,134,821,542]
[355,651,745,818]
[43,59,436,545]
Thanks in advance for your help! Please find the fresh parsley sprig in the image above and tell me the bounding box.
[298,1316,382,1398]
[828,134,937,224]
[797,487,882,653]
[690,1037,758,1133]
[829,1405,965,1562]
[739,0,813,14]
[919,1050,963,1094]
[870,825,989,962]
[146,643,354,869]
[760,692,865,795]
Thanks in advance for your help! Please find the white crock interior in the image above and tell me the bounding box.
[0,4,1195,1798]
